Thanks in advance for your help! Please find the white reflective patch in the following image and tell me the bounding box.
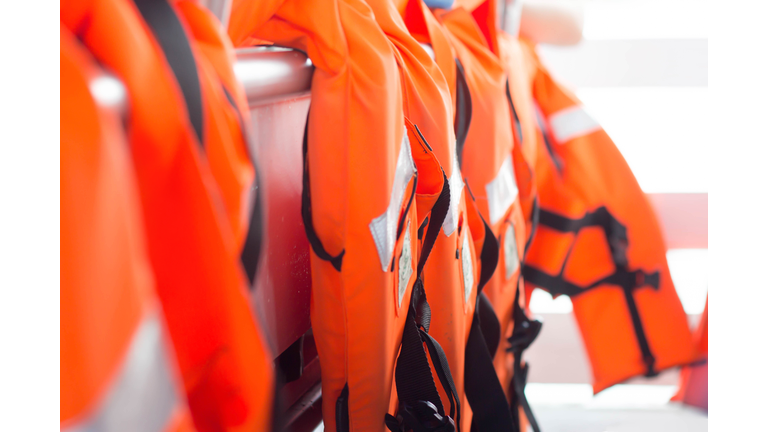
[442,154,464,236]
[62,311,179,432]
[548,105,601,144]
[398,220,413,308]
[504,223,520,280]
[485,155,519,225]
[461,234,474,304]
[370,131,417,271]
[419,43,436,60]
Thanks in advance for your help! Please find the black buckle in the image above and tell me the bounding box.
[387,401,456,432]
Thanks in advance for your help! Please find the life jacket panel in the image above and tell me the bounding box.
[367,1,481,429]
[63,1,275,430]
[522,50,697,393]
[61,28,195,432]
[229,0,453,429]
[437,5,528,405]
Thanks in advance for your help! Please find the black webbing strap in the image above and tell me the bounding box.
[300,110,345,271]
[133,0,204,147]
[505,81,522,147]
[462,207,518,432]
[388,137,458,432]
[522,206,660,377]
[503,72,544,432]
[506,287,542,432]
[454,59,472,169]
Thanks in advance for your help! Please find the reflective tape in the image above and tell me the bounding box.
[461,233,474,304]
[62,312,180,432]
[397,220,413,308]
[442,154,464,237]
[504,223,520,280]
[370,130,417,271]
[485,155,519,225]
[548,105,601,144]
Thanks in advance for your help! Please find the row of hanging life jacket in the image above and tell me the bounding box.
[62,0,700,430]
[228,0,699,430]
[61,1,274,431]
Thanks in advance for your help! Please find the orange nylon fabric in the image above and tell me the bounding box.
[366,1,481,428]
[174,0,256,247]
[62,1,274,430]
[228,0,450,429]
[436,5,527,403]
[523,49,697,393]
[61,27,194,432]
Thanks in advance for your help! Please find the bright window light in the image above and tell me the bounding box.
[576,87,709,194]
[583,0,708,40]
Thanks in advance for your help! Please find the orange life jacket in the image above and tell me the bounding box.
[61,27,195,432]
[364,2,499,431]
[228,1,458,430]
[62,1,274,430]
[426,5,540,431]
[522,47,698,393]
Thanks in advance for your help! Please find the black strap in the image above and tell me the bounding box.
[502,76,544,432]
[505,80,522,148]
[336,384,350,432]
[133,0,204,147]
[390,136,459,432]
[301,110,345,271]
[522,206,660,377]
[460,199,518,432]
[477,215,501,358]
[506,287,542,432]
[454,59,472,170]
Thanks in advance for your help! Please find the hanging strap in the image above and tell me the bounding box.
[463,214,520,432]
[387,126,460,432]
[506,288,542,432]
[503,79,543,432]
[454,59,472,169]
[301,110,345,271]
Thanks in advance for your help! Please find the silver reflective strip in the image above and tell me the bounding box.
[461,233,474,304]
[63,312,180,432]
[370,131,417,271]
[442,154,464,236]
[547,105,601,144]
[397,220,413,308]
[485,155,519,225]
[504,223,520,280]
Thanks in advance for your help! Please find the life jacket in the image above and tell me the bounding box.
[672,296,707,410]
[228,0,456,430]
[521,47,698,394]
[62,1,274,430]
[448,2,545,428]
[429,6,539,432]
[62,27,195,432]
[364,2,497,431]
